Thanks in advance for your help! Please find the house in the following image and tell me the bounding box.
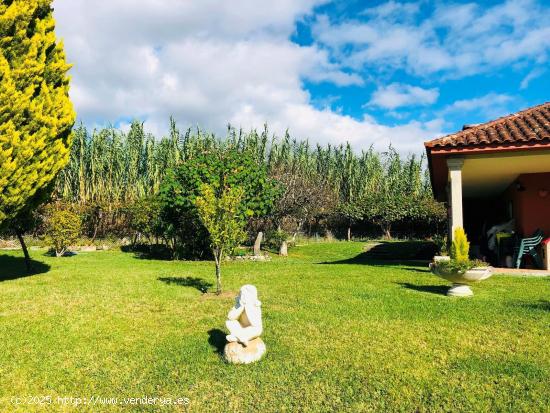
[425,102,550,266]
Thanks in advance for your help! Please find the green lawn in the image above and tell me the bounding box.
[0,242,549,412]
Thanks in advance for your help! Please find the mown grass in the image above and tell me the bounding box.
[0,242,548,412]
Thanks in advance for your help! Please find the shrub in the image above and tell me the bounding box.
[265,229,289,250]
[432,234,448,255]
[126,196,163,245]
[435,258,488,274]
[450,228,469,262]
[434,228,487,273]
[43,204,82,257]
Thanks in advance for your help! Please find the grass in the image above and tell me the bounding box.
[0,242,549,412]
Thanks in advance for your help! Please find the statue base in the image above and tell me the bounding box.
[224,338,266,364]
[447,283,474,297]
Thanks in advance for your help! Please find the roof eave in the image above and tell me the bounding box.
[427,140,550,155]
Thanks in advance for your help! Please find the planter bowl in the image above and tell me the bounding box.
[431,266,493,284]
[430,262,493,297]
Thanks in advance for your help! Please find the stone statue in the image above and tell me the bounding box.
[226,284,262,346]
[279,240,288,256]
[253,232,263,256]
[224,285,266,364]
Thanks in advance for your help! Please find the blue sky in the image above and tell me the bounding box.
[53,0,549,153]
[299,1,549,130]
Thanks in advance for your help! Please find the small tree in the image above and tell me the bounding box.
[450,227,470,263]
[361,193,409,239]
[159,149,280,258]
[338,202,363,241]
[271,168,337,238]
[43,204,81,257]
[195,184,246,294]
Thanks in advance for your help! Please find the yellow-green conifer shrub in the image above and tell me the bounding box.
[450,227,470,262]
[0,0,75,224]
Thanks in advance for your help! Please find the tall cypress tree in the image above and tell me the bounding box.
[0,0,75,268]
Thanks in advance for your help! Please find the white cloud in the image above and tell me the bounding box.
[520,68,545,89]
[368,83,439,109]
[438,93,514,119]
[52,0,443,153]
[313,0,550,78]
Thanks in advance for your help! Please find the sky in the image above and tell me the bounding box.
[52,0,550,153]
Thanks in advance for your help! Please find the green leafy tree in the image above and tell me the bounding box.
[159,149,280,258]
[338,202,364,241]
[0,0,75,267]
[43,203,81,257]
[360,193,409,239]
[195,184,246,294]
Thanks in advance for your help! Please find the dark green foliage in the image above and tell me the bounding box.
[125,196,163,245]
[361,192,410,239]
[158,149,280,258]
[432,234,448,255]
[265,229,289,250]
[434,258,488,274]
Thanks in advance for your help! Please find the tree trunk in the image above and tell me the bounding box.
[16,231,32,273]
[382,224,392,240]
[347,226,351,241]
[214,248,222,294]
[91,222,98,243]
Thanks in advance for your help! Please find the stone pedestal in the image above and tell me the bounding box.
[279,241,288,257]
[447,283,473,297]
[224,338,266,364]
[253,232,263,256]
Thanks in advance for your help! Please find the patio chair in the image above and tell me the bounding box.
[514,229,544,269]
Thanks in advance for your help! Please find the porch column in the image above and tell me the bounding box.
[447,157,464,239]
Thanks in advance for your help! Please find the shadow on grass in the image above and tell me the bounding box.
[513,300,550,312]
[319,241,437,267]
[403,267,431,273]
[397,282,448,296]
[120,244,174,261]
[158,276,212,293]
[0,255,51,282]
[207,328,226,355]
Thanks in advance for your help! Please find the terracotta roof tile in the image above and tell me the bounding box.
[425,102,550,149]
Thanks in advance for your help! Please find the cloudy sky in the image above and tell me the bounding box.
[53,0,550,153]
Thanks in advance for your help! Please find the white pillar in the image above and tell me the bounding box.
[447,158,464,238]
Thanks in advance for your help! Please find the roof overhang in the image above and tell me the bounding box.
[427,145,550,200]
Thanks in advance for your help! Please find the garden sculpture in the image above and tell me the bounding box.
[224,285,266,364]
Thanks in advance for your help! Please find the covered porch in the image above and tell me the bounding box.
[426,102,550,270]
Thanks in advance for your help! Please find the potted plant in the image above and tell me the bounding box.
[430,228,492,297]
[431,234,449,263]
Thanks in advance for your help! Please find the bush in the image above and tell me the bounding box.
[434,258,488,274]
[43,204,82,257]
[434,228,487,273]
[265,229,289,250]
[126,196,163,245]
[432,234,448,255]
[450,228,470,262]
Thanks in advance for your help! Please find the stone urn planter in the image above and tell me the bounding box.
[430,258,493,297]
